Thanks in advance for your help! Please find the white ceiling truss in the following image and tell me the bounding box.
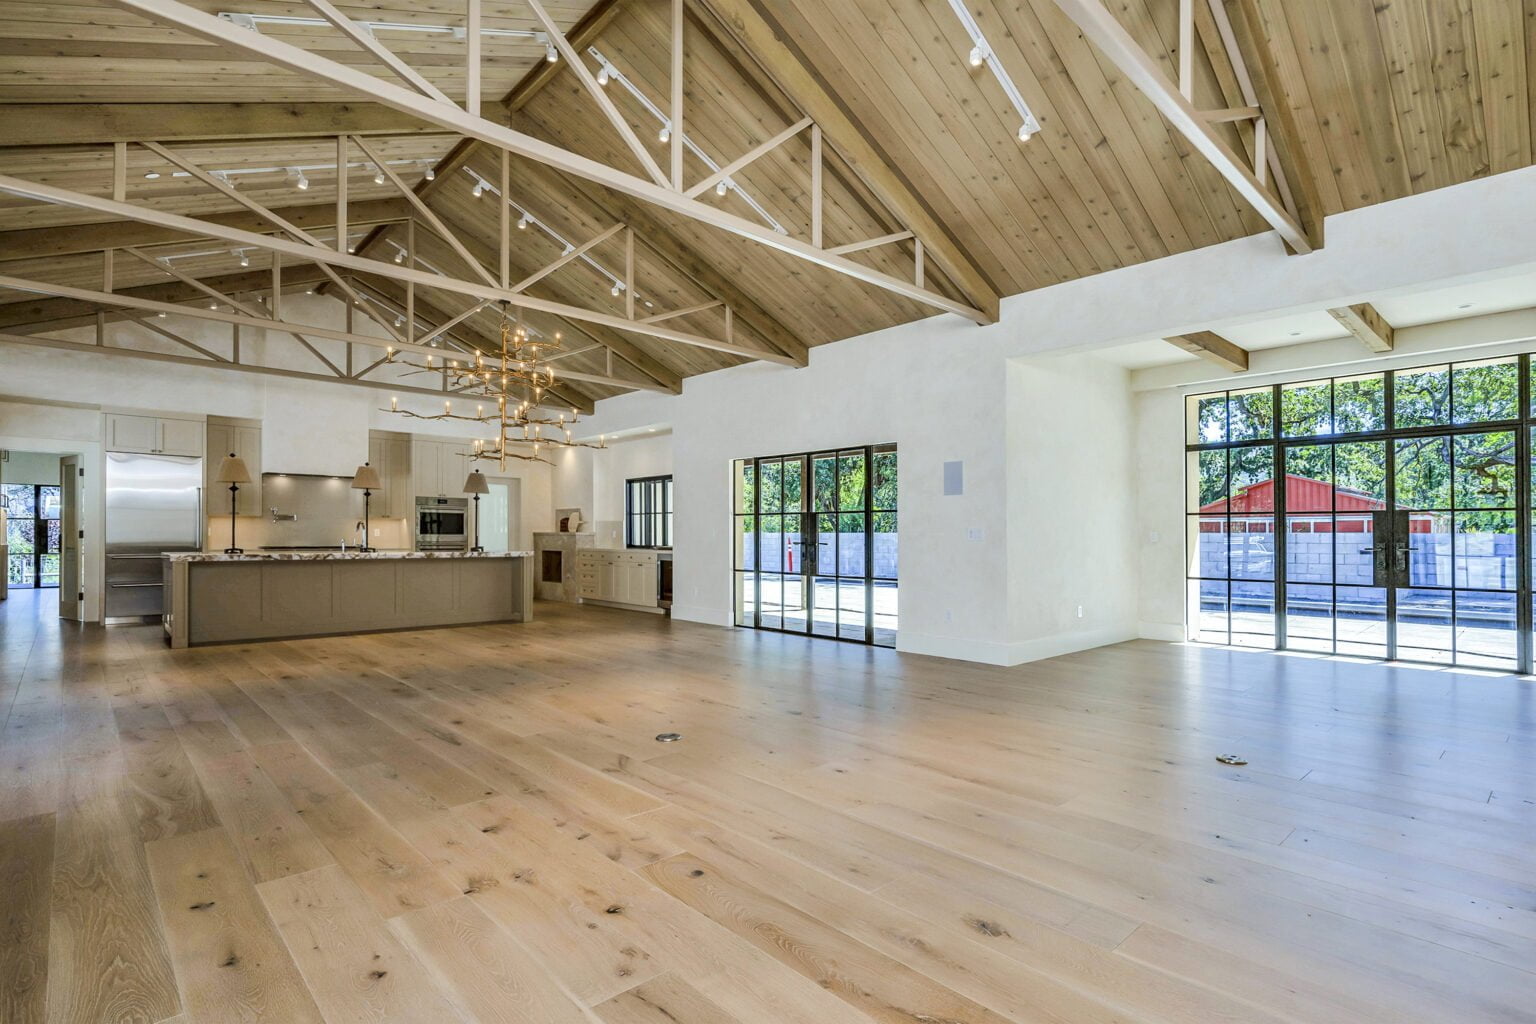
[98,0,995,323]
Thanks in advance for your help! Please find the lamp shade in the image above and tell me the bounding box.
[351,462,382,490]
[463,470,490,495]
[215,453,252,484]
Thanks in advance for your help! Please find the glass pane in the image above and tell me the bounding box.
[1229,518,1274,581]
[1395,436,1452,509]
[1284,444,1333,511]
[1453,431,1516,508]
[1188,516,1228,578]
[816,513,838,577]
[836,580,867,641]
[782,575,808,633]
[734,571,757,626]
[759,573,784,630]
[1285,583,1334,652]
[1335,586,1387,657]
[2,484,35,519]
[1335,513,1377,585]
[1190,450,1228,512]
[1189,580,1228,644]
[1188,393,1227,444]
[873,448,897,510]
[759,515,784,572]
[1229,446,1274,511]
[760,461,781,514]
[735,515,755,570]
[837,451,867,511]
[1286,516,1333,583]
[1334,374,1385,433]
[1280,381,1331,437]
[1394,366,1451,428]
[1455,511,1516,591]
[1231,583,1275,649]
[1229,388,1274,441]
[39,486,61,520]
[1452,359,1518,424]
[872,581,897,647]
[39,554,59,588]
[1406,512,1452,588]
[872,511,897,579]
[735,461,754,514]
[837,512,864,576]
[8,554,33,588]
[811,577,837,638]
[1396,588,1453,664]
[781,459,803,512]
[1334,441,1387,505]
[1456,591,1517,668]
[812,456,836,512]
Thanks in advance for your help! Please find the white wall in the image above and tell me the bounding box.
[1,451,62,486]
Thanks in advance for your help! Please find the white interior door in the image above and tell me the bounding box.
[59,455,83,620]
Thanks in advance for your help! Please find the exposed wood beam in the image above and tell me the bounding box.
[0,199,407,262]
[828,231,915,257]
[512,152,809,365]
[1218,0,1326,252]
[642,300,724,324]
[1328,303,1395,353]
[0,103,434,146]
[107,0,989,323]
[685,117,812,200]
[512,224,625,294]
[0,267,332,332]
[1168,331,1249,372]
[1201,106,1262,123]
[301,0,453,103]
[0,174,773,366]
[691,0,1000,322]
[1051,0,1313,254]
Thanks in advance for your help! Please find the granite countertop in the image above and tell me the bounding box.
[166,550,534,563]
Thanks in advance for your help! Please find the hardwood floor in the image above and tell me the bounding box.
[2,592,1534,1023]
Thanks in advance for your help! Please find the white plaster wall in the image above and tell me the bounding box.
[592,433,673,521]
[1006,354,1140,661]
[1,450,63,485]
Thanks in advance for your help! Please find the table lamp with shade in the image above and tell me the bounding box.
[463,470,488,552]
[215,452,251,554]
[351,462,382,552]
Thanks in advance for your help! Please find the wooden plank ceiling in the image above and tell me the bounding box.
[1,0,1532,407]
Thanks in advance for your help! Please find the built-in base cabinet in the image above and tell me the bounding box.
[577,549,659,609]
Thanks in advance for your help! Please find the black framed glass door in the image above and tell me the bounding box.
[4,483,62,589]
[734,444,897,647]
[1187,356,1527,672]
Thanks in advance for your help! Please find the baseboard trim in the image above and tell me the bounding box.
[669,603,734,628]
[899,625,1138,667]
[1138,621,1185,642]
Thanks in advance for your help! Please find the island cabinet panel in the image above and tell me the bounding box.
[334,561,399,620]
[170,554,533,648]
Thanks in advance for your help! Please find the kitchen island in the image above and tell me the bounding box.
[162,550,533,649]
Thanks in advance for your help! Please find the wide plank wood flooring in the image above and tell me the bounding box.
[3,589,1535,1023]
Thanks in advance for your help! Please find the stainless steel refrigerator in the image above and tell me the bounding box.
[105,451,202,622]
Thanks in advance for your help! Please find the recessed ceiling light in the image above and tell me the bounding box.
[143,171,161,180]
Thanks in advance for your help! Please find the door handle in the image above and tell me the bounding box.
[1393,540,1410,574]
[109,582,163,589]
[108,554,163,560]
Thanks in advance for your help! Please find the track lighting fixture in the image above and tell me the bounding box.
[517,214,529,230]
[394,315,404,326]
[393,249,404,264]
[596,64,610,86]
[610,282,622,297]
[715,179,729,197]
[237,250,250,267]
[424,166,435,181]
[1018,124,1033,143]
[293,168,309,190]
[472,179,485,198]
[658,124,671,144]
[969,44,985,67]
[373,169,386,185]
[544,41,559,63]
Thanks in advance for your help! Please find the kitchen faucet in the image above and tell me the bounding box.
[355,520,367,549]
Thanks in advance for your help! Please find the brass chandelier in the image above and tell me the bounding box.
[383,304,606,467]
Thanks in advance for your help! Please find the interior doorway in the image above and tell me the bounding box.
[733,444,898,647]
[478,476,523,553]
[2,449,85,621]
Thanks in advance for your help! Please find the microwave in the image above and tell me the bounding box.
[415,496,468,551]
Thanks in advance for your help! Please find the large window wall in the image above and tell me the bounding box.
[733,444,897,647]
[1187,355,1528,672]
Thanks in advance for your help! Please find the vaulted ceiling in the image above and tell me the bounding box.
[1,0,1532,405]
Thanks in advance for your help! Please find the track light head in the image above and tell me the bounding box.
[1018,124,1033,143]
[715,178,729,197]
[293,168,309,190]
[472,180,485,198]
[424,166,435,181]
[610,283,622,297]
[517,214,529,230]
[544,41,559,63]
[969,44,985,67]
[394,250,404,264]
[596,64,610,86]
[658,124,671,144]
[373,169,386,185]
[237,251,250,267]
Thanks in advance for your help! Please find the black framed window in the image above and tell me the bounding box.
[1186,355,1528,673]
[626,475,672,548]
[4,483,62,589]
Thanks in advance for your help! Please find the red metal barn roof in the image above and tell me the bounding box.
[1200,474,1387,514]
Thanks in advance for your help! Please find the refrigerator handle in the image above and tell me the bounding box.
[196,486,203,543]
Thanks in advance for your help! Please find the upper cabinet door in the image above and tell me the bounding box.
[106,414,160,454]
[411,440,443,498]
[157,418,204,457]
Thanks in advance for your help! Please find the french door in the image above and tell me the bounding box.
[3,483,63,589]
[733,445,897,647]
[1188,357,1528,673]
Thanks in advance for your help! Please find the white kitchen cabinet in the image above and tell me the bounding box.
[107,413,205,456]
[410,439,444,498]
[575,549,659,609]
[206,419,262,516]
[367,433,413,518]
